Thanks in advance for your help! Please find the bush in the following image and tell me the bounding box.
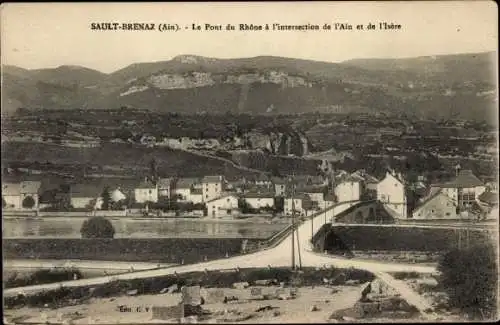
[437,243,498,320]
[22,196,36,209]
[5,269,83,289]
[80,216,115,239]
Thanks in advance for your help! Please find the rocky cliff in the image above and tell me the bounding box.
[246,130,311,157]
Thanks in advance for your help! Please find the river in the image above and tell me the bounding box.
[2,217,288,239]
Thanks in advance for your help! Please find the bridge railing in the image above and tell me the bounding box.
[246,200,363,253]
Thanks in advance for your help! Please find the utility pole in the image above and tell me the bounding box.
[290,175,296,270]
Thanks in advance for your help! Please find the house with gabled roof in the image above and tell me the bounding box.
[412,189,458,220]
[2,181,42,210]
[134,179,158,204]
[284,193,314,216]
[334,177,362,203]
[202,175,225,203]
[434,169,486,208]
[206,194,239,218]
[70,183,103,209]
[377,171,408,219]
[243,191,275,210]
[173,177,201,202]
[157,177,174,199]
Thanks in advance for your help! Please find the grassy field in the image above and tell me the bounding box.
[2,141,261,178]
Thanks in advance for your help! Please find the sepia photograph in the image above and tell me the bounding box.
[1,1,499,323]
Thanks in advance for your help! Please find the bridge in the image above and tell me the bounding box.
[5,200,442,318]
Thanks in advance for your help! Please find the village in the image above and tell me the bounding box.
[2,165,498,222]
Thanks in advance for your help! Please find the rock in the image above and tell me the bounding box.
[278,293,294,300]
[255,305,273,312]
[201,288,226,304]
[151,304,184,320]
[232,282,249,290]
[345,280,360,286]
[168,284,180,293]
[126,289,138,296]
[310,305,319,312]
[182,286,202,305]
[254,279,273,286]
[180,315,198,323]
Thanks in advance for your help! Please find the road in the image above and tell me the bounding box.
[4,201,437,299]
[4,259,176,272]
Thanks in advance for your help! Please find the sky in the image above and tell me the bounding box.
[1,1,498,73]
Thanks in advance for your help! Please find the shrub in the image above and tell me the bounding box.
[437,243,498,320]
[22,196,36,209]
[80,216,115,239]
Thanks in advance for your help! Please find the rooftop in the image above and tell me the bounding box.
[70,184,103,198]
[202,175,224,183]
[438,170,484,188]
[2,183,21,196]
[244,192,275,199]
[157,178,173,189]
[20,181,42,194]
[176,177,200,189]
[478,191,499,206]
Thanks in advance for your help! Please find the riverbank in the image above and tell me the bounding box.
[3,238,260,264]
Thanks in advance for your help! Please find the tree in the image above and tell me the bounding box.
[101,187,111,211]
[150,158,158,181]
[22,196,36,209]
[274,196,285,212]
[238,198,254,214]
[80,216,115,239]
[437,243,497,320]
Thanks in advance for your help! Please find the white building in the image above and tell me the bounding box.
[284,194,312,216]
[134,180,158,203]
[157,178,174,199]
[243,193,275,210]
[377,171,408,219]
[335,180,361,203]
[2,181,42,210]
[110,188,126,202]
[173,178,201,202]
[202,176,224,202]
[436,170,486,208]
[189,189,204,204]
[206,195,239,218]
[2,183,21,209]
[271,177,287,197]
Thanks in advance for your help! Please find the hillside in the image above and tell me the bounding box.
[2,52,496,120]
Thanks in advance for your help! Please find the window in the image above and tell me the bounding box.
[431,209,435,213]
[445,212,450,216]
[394,183,398,187]
[149,190,152,194]
[227,198,230,202]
